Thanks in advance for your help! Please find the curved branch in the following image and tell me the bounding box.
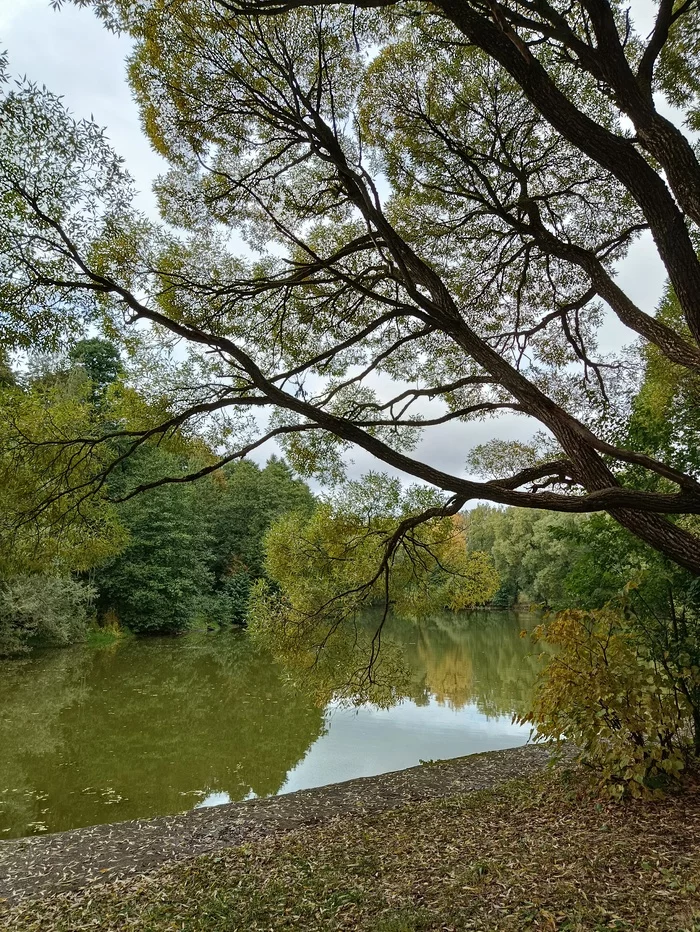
[112,423,318,501]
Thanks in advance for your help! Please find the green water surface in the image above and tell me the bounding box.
[0,612,539,839]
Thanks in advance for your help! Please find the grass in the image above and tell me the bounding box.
[85,621,133,648]
[3,770,700,931]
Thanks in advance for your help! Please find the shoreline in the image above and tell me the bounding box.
[0,743,560,905]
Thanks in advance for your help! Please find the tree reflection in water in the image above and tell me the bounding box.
[0,633,325,837]
[0,613,539,838]
[395,611,542,718]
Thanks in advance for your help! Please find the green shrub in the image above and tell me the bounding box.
[0,575,95,656]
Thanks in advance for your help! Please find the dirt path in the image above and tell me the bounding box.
[0,744,565,905]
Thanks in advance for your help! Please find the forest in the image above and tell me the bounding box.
[0,338,316,651]
[1,307,699,793]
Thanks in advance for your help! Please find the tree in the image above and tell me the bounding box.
[478,321,700,771]
[248,474,499,695]
[523,607,696,797]
[90,448,317,633]
[0,330,319,640]
[210,457,315,581]
[68,337,123,409]
[626,285,700,486]
[0,575,95,657]
[0,354,124,577]
[94,448,217,634]
[0,343,127,653]
[466,505,585,607]
[0,349,15,388]
[1,0,700,581]
[205,456,316,623]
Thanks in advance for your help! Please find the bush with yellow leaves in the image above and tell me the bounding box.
[521,607,697,798]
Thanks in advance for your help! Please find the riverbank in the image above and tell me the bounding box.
[0,744,554,904]
[2,746,700,931]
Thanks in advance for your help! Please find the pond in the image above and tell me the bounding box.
[0,612,540,839]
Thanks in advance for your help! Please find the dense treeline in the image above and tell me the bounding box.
[465,507,583,609]
[0,342,314,654]
[94,451,314,635]
[464,504,699,615]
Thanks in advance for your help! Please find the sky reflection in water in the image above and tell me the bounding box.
[0,611,539,838]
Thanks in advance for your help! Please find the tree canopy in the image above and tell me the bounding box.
[248,474,498,696]
[0,340,319,650]
[1,0,699,579]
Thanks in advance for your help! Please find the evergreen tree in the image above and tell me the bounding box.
[207,456,316,625]
[94,449,215,634]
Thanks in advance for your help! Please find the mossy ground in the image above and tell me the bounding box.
[3,770,700,931]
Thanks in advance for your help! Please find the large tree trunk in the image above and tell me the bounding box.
[609,510,700,577]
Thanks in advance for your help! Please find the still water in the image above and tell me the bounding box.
[0,612,539,839]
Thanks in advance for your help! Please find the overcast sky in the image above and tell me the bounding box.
[0,0,669,489]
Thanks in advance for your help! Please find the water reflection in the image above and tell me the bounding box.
[0,612,539,839]
[0,634,325,838]
[399,611,542,717]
